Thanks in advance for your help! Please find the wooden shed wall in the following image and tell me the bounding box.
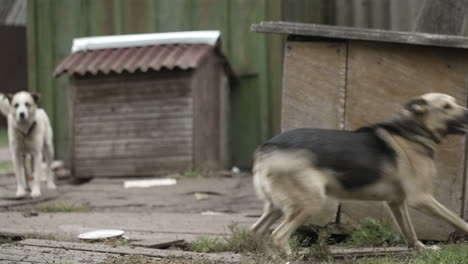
[70,71,193,177]
[191,53,230,170]
[282,39,468,240]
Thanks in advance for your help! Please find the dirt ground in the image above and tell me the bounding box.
[0,170,266,263]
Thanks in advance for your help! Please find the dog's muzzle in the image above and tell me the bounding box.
[447,110,468,134]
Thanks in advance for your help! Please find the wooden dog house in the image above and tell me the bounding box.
[54,31,235,178]
[252,22,468,240]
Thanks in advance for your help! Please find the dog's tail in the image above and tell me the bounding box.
[0,93,10,117]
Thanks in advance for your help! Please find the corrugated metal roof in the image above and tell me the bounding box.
[0,0,26,26]
[54,44,221,76]
[54,31,236,79]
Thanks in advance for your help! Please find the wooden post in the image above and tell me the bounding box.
[414,0,468,35]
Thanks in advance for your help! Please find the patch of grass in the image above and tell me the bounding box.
[189,235,229,253]
[412,242,468,264]
[306,228,331,261]
[352,242,468,264]
[182,169,201,178]
[88,237,132,247]
[0,128,8,147]
[288,228,331,261]
[226,223,258,253]
[34,202,92,213]
[190,223,258,253]
[0,161,13,172]
[344,217,402,247]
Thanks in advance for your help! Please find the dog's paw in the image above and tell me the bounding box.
[31,187,41,198]
[413,241,441,252]
[16,188,27,198]
[426,245,441,251]
[47,181,57,190]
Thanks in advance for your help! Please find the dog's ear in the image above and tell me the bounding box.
[404,98,427,115]
[31,93,40,104]
[5,94,13,103]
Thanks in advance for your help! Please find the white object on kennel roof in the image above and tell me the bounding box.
[72,30,221,53]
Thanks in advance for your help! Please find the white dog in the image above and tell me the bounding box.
[1,92,56,198]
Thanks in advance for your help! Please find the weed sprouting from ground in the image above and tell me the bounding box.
[34,202,92,213]
[306,228,331,261]
[348,242,468,264]
[344,217,402,247]
[226,223,258,253]
[189,235,229,253]
[190,223,258,253]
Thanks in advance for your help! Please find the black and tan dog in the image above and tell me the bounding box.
[251,93,468,255]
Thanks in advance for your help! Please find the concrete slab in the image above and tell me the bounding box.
[0,239,242,263]
[0,148,10,163]
[0,211,256,243]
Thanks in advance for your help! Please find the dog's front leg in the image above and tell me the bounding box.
[408,195,468,234]
[386,201,426,250]
[12,152,27,197]
[30,151,43,198]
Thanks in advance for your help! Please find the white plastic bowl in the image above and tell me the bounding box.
[78,229,125,240]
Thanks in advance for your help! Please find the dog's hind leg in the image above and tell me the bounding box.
[270,169,326,255]
[386,201,426,250]
[408,195,468,234]
[250,201,282,254]
[12,153,27,197]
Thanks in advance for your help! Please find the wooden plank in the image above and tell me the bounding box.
[75,126,192,141]
[75,118,192,135]
[75,98,193,116]
[192,54,221,170]
[75,141,192,159]
[18,239,241,263]
[219,73,230,169]
[76,81,192,104]
[281,40,347,226]
[76,111,192,123]
[342,40,468,240]
[69,80,78,178]
[282,41,347,130]
[75,156,192,177]
[251,21,468,50]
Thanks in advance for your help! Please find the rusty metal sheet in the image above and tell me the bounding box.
[53,44,214,77]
